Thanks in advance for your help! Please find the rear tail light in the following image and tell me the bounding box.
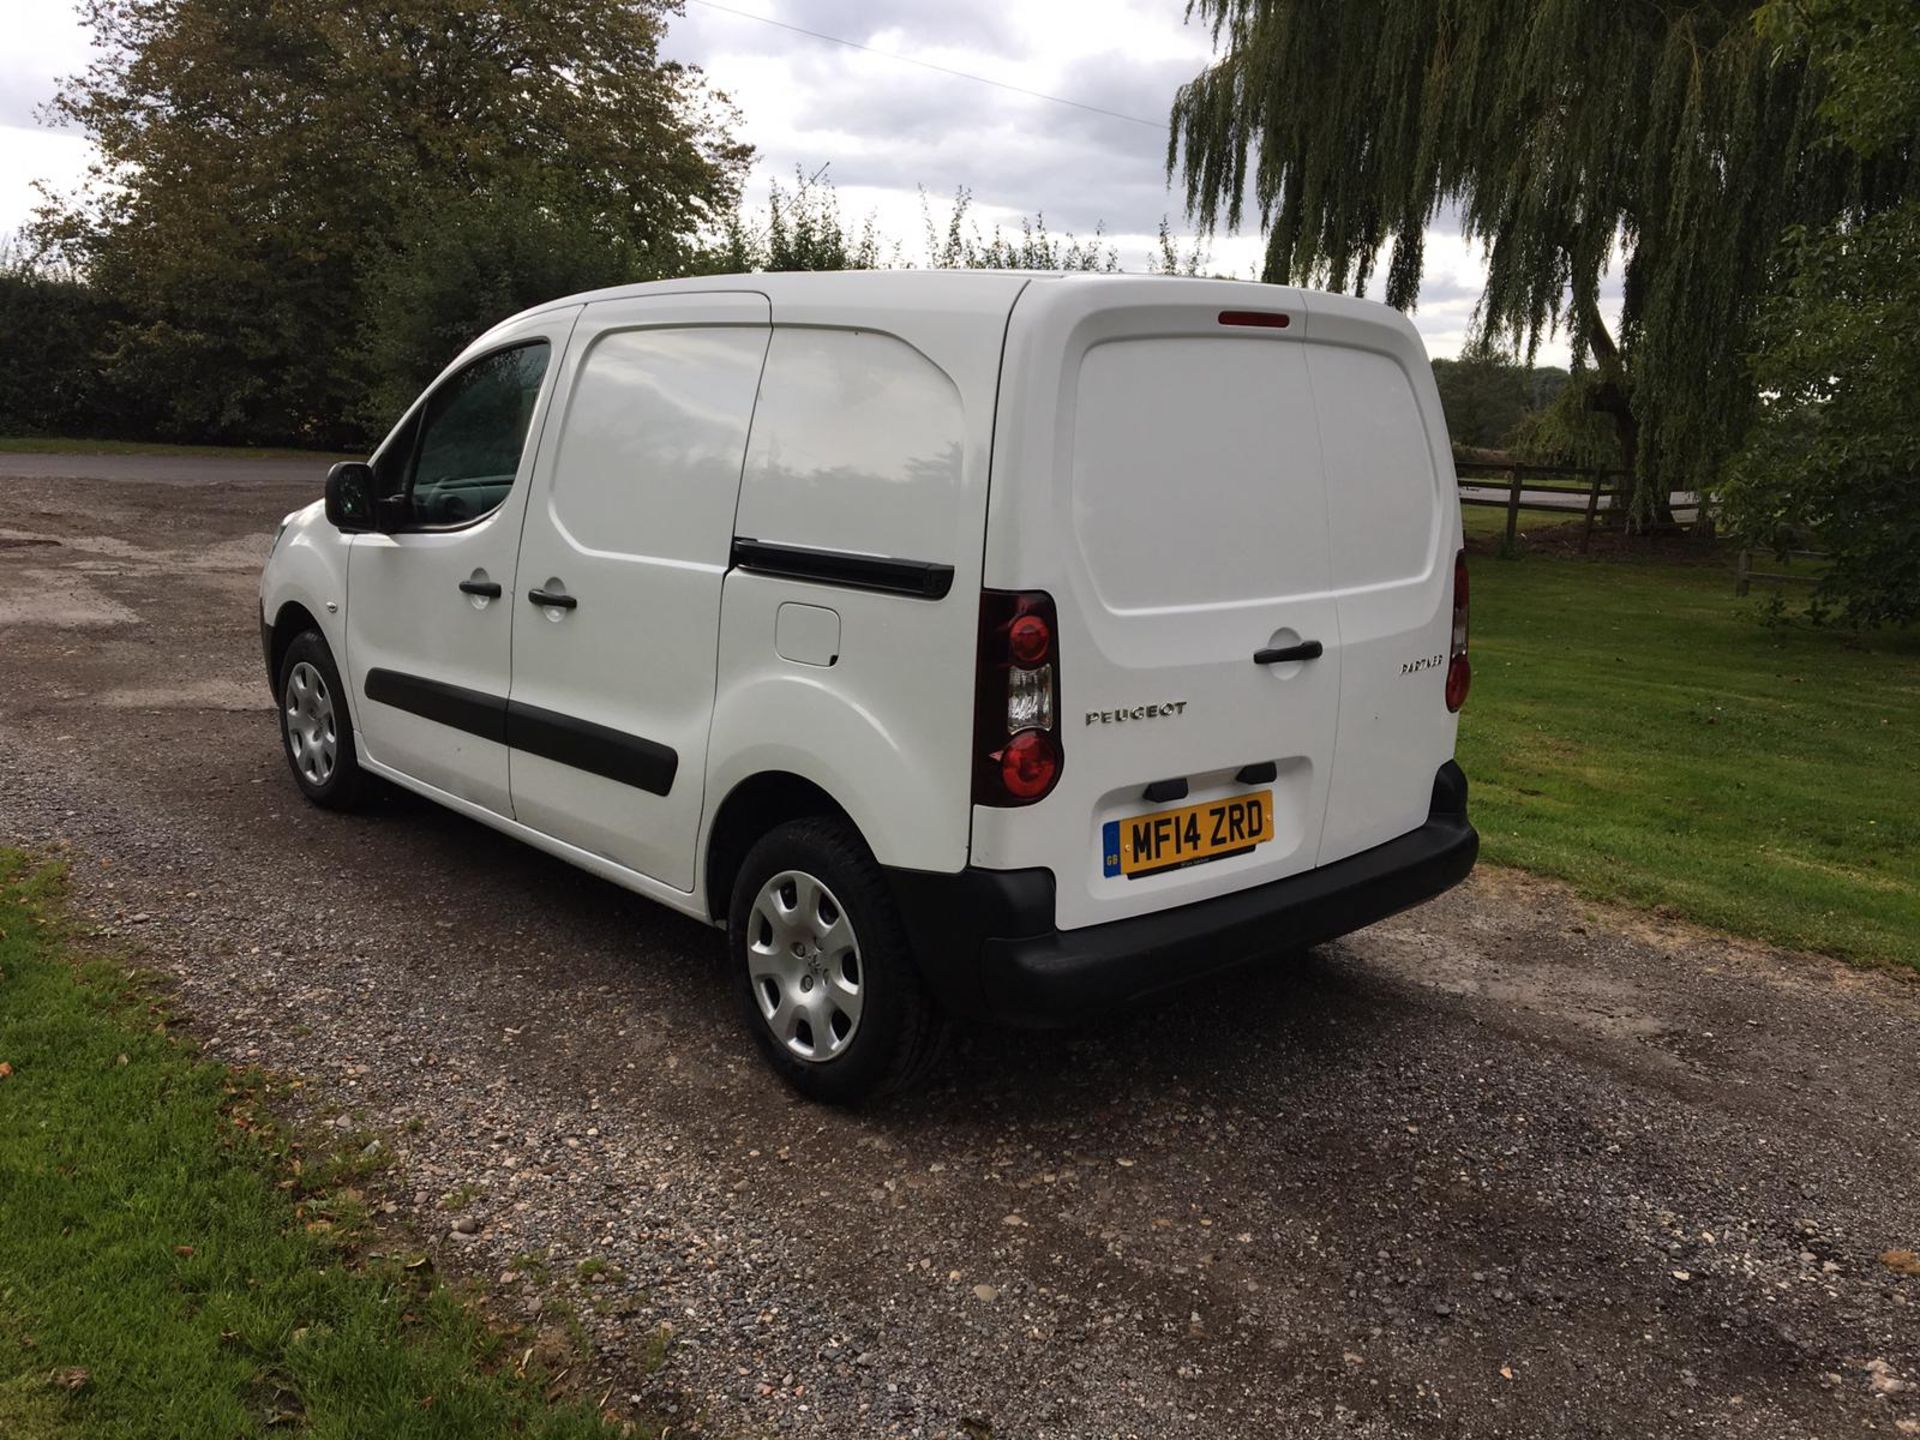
[999,730,1058,799]
[975,590,1063,806]
[1446,548,1471,712]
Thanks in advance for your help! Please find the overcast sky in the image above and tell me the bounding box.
[0,0,1592,363]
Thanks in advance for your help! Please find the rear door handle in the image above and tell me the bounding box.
[526,588,577,610]
[459,579,502,598]
[1255,640,1323,665]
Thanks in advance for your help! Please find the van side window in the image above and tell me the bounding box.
[406,341,551,528]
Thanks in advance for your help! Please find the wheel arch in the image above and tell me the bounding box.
[266,602,363,746]
[267,601,323,701]
[702,771,857,924]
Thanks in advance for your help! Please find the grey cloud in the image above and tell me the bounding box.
[671,0,1026,65]
[782,51,1169,155]
[776,0,1027,56]
[825,145,1167,240]
[760,99,1176,236]
[1046,49,1196,128]
[1404,274,1483,308]
[755,40,1188,233]
[0,61,61,128]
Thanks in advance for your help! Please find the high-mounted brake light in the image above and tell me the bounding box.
[974,590,1063,806]
[1218,309,1291,329]
[1446,549,1471,712]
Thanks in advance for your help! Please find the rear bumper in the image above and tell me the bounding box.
[886,761,1477,1026]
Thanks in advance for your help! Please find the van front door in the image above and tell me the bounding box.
[505,292,771,891]
[346,317,574,814]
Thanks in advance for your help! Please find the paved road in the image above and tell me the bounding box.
[1,455,1915,1438]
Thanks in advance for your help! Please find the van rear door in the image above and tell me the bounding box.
[975,279,1345,931]
[978,279,1460,933]
[1303,291,1460,866]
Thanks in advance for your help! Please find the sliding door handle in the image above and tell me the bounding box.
[458,579,502,598]
[1254,640,1323,665]
[526,588,577,610]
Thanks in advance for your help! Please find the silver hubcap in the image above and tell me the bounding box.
[747,869,864,1063]
[284,660,338,786]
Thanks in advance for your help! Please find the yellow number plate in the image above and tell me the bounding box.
[1102,790,1275,879]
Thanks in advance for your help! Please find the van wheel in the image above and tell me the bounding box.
[729,817,945,1104]
[277,630,367,811]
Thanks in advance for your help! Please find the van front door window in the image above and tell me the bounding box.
[405,341,551,528]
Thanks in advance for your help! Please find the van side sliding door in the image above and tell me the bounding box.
[504,292,772,891]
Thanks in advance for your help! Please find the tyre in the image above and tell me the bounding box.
[729,816,946,1104]
[276,629,368,810]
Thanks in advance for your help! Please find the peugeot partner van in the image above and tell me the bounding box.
[259,272,1477,1102]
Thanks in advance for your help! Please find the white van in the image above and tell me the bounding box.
[259,272,1476,1102]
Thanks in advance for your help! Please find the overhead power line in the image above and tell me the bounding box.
[682,0,1166,131]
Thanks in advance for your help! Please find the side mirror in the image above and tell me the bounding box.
[324,461,376,533]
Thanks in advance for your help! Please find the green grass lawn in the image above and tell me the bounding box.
[0,853,631,1439]
[0,436,355,461]
[1460,502,1598,544]
[1459,546,1920,970]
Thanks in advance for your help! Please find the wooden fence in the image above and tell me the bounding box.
[1453,460,1827,597]
[1734,548,1826,597]
[1453,459,1633,553]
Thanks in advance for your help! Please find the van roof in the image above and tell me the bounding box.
[465,270,1428,405]
[501,268,1199,328]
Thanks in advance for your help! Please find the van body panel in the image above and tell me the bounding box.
[702,282,1020,886]
[976,276,1463,933]
[974,279,1343,931]
[732,327,967,568]
[506,291,771,891]
[1301,290,1462,865]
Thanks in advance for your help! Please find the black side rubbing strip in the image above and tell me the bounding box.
[363,670,677,795]
[505,700,678,797]
[364,669,507,743]
[731,538,954,600]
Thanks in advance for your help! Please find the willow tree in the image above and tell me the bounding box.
[1168,0,1920,520]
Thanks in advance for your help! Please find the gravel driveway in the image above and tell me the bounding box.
[2,454,1916,1439]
